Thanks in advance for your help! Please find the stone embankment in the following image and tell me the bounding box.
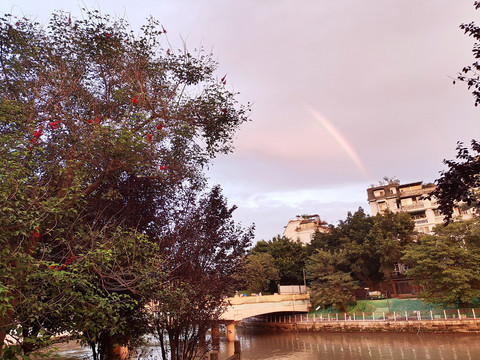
[240,309,480,333]
[245,319,480,333]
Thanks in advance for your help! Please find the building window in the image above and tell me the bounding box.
[410,212,426,220]
[389,188,397,194]
[433,209,442,217]
[418,226,429,234]
[373,189,385,197]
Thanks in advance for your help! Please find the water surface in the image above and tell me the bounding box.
[51,328,480,359]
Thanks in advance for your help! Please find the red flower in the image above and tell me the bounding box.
[31,138,38,144]
[86,119,93,123]
[27,146,32,151]
[49,121,59,130]
[34,129,43,138]
[147,134,152,142]
[156,123,163,130]
[160,165,167,170]
[50,265,55,270]
[105,33,111,38]
[15,22,20,27]
[95,117,100,124]
[131,96,138,105]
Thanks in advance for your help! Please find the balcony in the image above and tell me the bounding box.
[414,219,428,225]
[402,203,425,210]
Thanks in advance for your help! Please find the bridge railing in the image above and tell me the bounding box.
[226,293,309,305]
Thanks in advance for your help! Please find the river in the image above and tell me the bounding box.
[233,328,480,360]
[51,328,480,359]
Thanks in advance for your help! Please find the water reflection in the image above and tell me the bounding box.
[234,328,479,360]
[50,329,480,360]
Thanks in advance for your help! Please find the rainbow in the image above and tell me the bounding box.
[305,104,369,178]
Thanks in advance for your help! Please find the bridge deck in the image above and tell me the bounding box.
[221,293,311,321]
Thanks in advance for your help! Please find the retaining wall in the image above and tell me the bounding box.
[241,319,480,333]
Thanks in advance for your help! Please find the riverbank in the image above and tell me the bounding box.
[240,318,480,333]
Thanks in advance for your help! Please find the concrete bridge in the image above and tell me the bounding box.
[218,293,311,341]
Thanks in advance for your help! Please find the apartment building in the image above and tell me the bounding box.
[283,214,329,245]
[367,180,474,234]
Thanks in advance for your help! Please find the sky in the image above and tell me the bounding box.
[3,0,480,242]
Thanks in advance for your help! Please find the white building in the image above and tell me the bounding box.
[283,214,328,245]
[367,181,474,234]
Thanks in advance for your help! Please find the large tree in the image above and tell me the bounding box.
[150,185,252,360]
[402,219,480,307]
[309,208,381,288]
[306,250,358,312]
[252,236,307,286]
[234,252,279,294]
[308,208,416,289]
[0,10,251,359]
[369,210,415,282]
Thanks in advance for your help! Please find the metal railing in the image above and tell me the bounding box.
[262,308,480,323]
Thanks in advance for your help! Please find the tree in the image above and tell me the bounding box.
[453,1,480,107]
[434,1,480,220]
[369,210,415,282]
[306,250,358,312]
[150,185,253,360]
[433,140,480,222]
[0,10,251,359]
[235,252,279,294]
[402,219,480,307]
[308,208,415,292]
[309,208,380,288]
[252,236,307,286]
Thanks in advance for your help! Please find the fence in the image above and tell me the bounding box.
[262,308,480,323]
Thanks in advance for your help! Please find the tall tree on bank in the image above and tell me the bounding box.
[252,236,307,287]
[0,10,251,359]
[307,208,415,294]
[234,252,279,294]
[306,250,358,312]
[309,208,381,288]
[402,219,480,307]
[150,185,253,360]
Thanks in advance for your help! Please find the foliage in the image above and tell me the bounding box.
[306,250,358,312]
[235,252,279,294]
[0,9,251,359]
[150,185,253,360]
[369,210,415,281]
[308,208,415,296]
[252,236,307,286]
[434,2,480,221]
[433,140,480,222]
[453,1,480,107]
[403,219,480,307]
